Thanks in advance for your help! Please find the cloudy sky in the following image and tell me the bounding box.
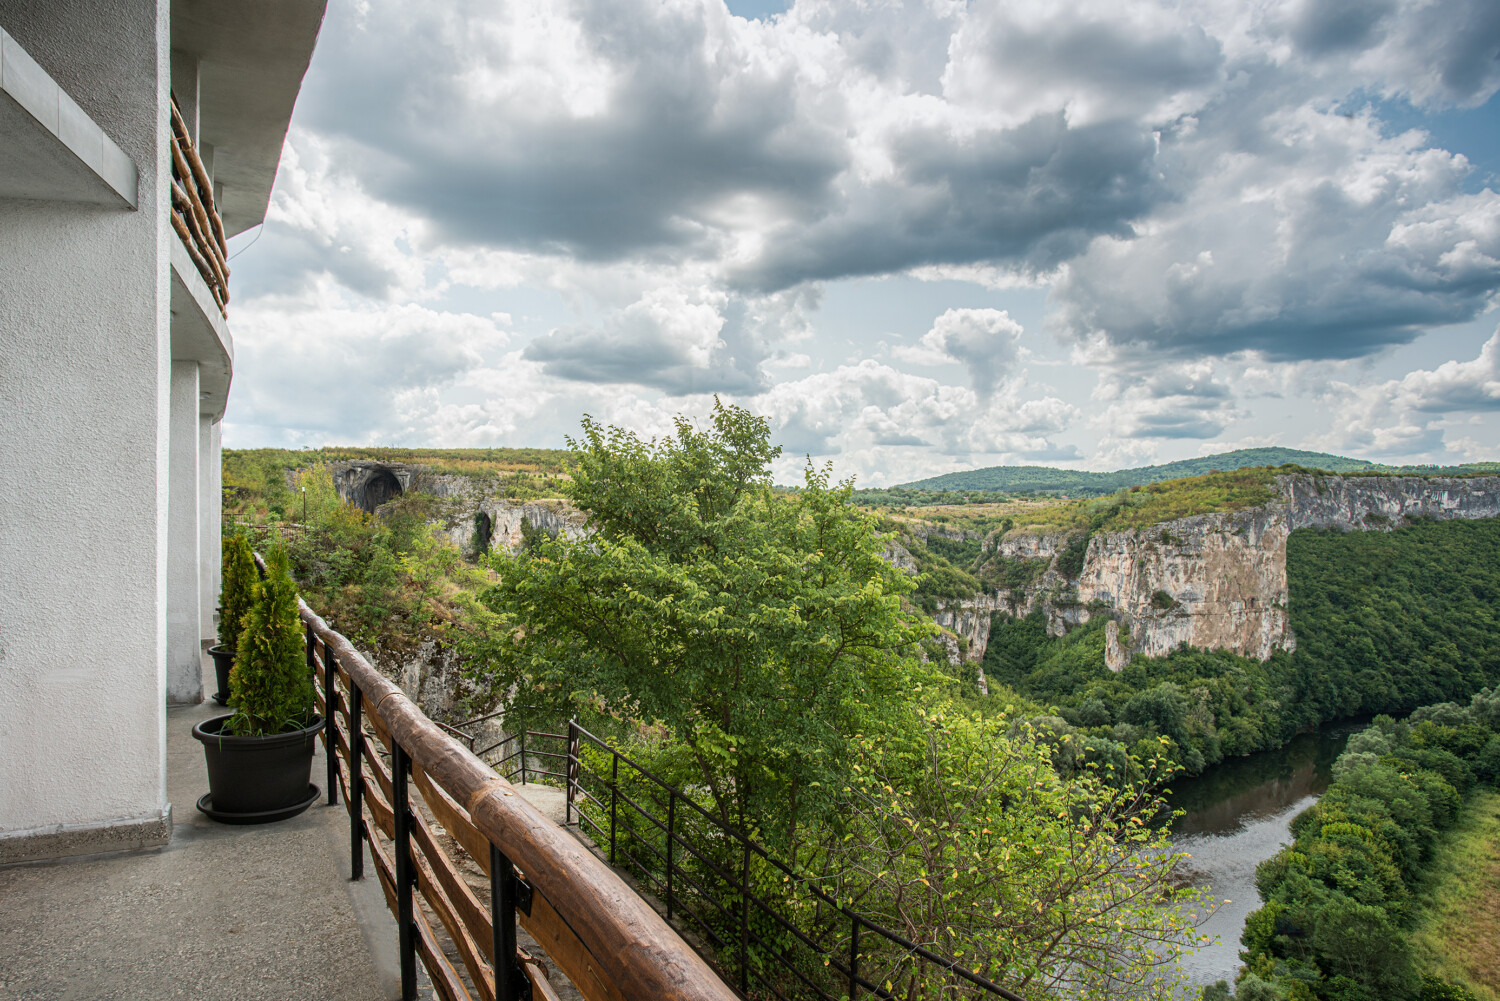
[223,0,1500,485]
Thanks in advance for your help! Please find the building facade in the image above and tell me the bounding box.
[0,0,325,862]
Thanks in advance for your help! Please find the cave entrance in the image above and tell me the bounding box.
[360,467,404,512]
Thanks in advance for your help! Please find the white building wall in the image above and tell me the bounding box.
[166,361,201,704]
[200,417,221,644]
[0,0,173,856]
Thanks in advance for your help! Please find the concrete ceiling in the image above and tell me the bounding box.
[171,0,327,238]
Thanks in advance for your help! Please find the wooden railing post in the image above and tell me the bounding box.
[392,742,418,1001]
[349,684,365,881]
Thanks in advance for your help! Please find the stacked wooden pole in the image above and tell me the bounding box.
[169,95,229,317]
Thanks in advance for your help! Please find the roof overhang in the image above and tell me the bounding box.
[171,0,327,237]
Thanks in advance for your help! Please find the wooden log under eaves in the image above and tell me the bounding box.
[168,97,228,257]
[168,137,230,287]
[170,178,228,295]
[169,209,227,314]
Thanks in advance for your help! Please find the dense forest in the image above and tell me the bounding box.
[983,517,1500,777]
[1225,691,1500,1001]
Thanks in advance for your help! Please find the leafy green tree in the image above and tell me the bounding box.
[227,545,315,735]
[474,401,935,840]
[822,710,1212,1000]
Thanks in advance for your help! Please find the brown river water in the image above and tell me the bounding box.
[1164,721,1365,987]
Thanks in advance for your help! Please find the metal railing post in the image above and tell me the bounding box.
[609,753,619,865]
[665,790,676,921]
[349,684,365,881]
[322,638,338,806]
[392,742,418,1001]
[566,720,579,826]
[848,915,861,1001]
[739,839,751,995]
[491,844,532,1001]
[518,732,527,786]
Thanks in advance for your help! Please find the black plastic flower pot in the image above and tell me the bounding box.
[192,714,325,824]
[207,646,236,705]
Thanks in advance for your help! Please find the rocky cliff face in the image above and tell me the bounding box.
[934,474,1500,671]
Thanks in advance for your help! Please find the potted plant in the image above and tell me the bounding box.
[208,532,256,705]
[193,544,324,823]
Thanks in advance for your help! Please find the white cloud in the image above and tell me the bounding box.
[222,0,1500,474]
[1319,327,1500,456]
[224,286,508,444]
[893,308,1024,397]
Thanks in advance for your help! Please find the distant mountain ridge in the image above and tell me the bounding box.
[897,447,1500,496]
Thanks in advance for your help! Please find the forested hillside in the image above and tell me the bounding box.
[898,449,1500,497]
[982,517,1500,776]
[900,448,1372,495]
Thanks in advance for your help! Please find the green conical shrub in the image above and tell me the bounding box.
[227,545,314,735]
[218,532,257,652]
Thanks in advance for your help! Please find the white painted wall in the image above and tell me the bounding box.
[199,417,222,643]
[0,0,172,837]
[167,361,201,704]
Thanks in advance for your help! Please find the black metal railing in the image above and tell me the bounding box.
[256,551,736,1001]
[489,720,1026,1001]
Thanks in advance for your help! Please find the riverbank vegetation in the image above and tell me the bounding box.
[983,516,1500,777]
[1230,689,1500,1001]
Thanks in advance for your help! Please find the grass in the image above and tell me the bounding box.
[1004,468,1278,537]
[1410,787,1500,999]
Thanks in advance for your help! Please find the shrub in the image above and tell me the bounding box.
[227,545,314,735]
[217,532,257,652]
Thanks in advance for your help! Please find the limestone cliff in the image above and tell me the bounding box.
[932,474,1500,670]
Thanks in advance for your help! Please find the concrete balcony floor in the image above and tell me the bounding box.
[0,656,400,1000]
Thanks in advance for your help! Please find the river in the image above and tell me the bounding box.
[1165,721,1365,987]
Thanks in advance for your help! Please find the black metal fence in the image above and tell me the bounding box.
[477,719,1025,1001]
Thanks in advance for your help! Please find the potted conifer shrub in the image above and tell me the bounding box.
[208,532,256,705]
[193,545,324,823]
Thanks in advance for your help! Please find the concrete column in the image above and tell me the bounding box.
[0,0,174,861]
[199,417,222,644]
[167,362,202,704]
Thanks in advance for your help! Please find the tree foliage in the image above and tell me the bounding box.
[821,709,1211,1001]
[474,401,936,838]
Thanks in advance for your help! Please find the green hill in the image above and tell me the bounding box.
[898,448,1376,496]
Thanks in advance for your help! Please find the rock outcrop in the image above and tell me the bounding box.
[931,474,1500,670]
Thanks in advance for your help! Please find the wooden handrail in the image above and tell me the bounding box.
[168,94,229,317]
[295,595,737,1001]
